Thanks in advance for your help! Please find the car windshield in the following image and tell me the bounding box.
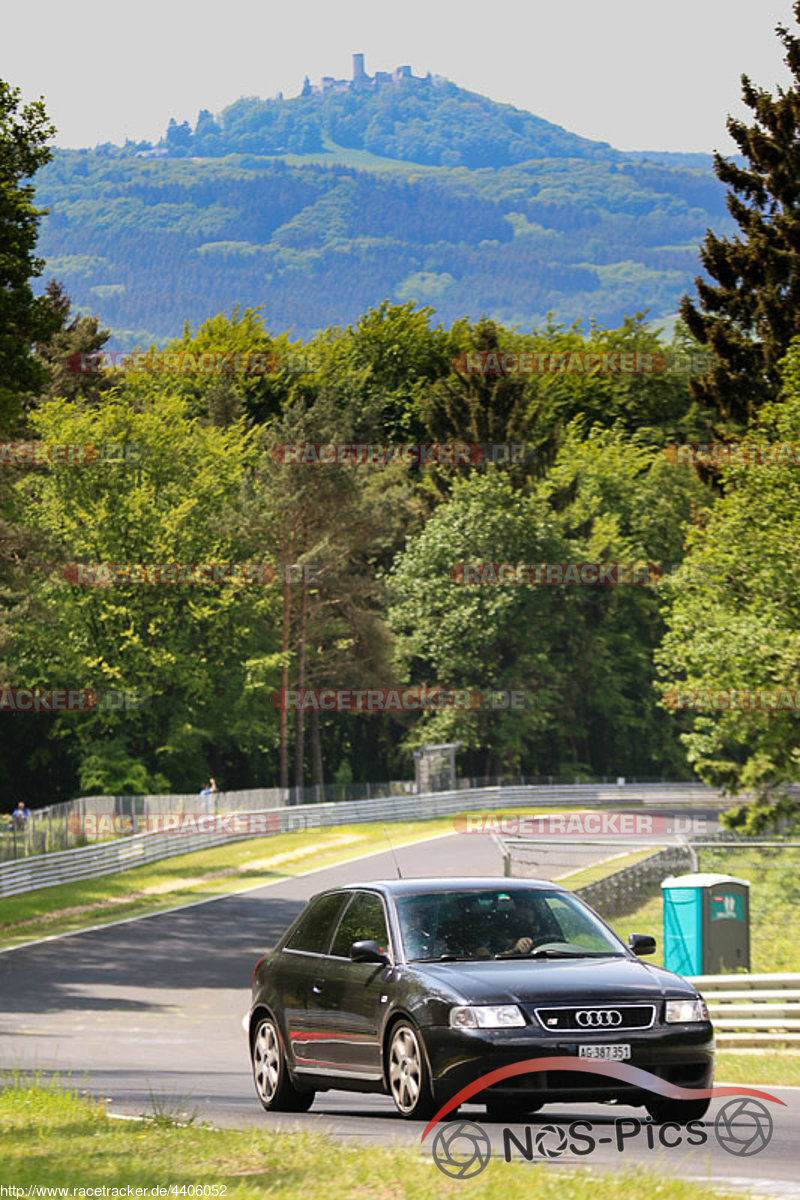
[395,888,626,961]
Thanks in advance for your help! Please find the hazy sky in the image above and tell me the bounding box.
[2,0,797,153]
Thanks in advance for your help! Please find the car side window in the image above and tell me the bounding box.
[285,892,348,954]
[330,891,390,959]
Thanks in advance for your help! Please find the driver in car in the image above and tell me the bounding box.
[446,894,551,958]
[492,894,556,956]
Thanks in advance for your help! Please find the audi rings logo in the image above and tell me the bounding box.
[431,1119,492,1178]
[575,1009,622,1028]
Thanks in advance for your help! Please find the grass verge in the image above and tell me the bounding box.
[557,848,656,889]
[715,1049,800,1087]
[0,1081,742,1200]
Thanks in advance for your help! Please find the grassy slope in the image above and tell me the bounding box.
[0,1082,742,1200]
[556,848,656,888]
[606,847,800,1082]
[0,819,456,948]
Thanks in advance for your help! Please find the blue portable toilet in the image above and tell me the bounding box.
[661,873,750,975]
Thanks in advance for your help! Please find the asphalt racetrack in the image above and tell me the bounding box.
[1,822,798,1196]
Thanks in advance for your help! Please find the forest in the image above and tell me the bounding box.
[2,13,799,812]
[0,295,794,807]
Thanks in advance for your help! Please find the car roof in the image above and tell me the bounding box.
[318,877,568,897]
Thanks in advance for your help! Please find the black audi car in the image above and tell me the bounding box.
[247,878,714,1122]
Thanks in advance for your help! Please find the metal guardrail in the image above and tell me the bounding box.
[499,836,698,916]
[574,846,696,917]
[1,776,730,863]
[0,779,423,862]
[0,782,728,898]
[503,834,800,900]
[690,974,800,1047]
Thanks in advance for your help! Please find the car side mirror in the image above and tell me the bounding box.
[628,933,656,956]
[350,939,390,964]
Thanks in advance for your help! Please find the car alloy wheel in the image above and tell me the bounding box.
[253,1018,281,1104]
[388,1021,435,1119]
[251,1016,314,1113]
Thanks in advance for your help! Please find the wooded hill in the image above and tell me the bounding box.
[34,68,735,345]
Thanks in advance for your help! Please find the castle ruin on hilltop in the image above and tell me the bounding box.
[300,54,435,98]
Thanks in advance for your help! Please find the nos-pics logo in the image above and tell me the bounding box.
[424,1058,781,1179]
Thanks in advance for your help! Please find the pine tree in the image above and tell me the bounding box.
[680,1,800,431]
[31,280,113,406]
[0,78,58,430]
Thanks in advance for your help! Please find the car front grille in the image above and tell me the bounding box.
[532,1003,656,1031]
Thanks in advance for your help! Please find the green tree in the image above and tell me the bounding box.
[388,428,709,777]
[0,82,60,733]
[0,78,58,429]
[235,394,397,792]
[419,315,704,500]
[10,390,283,795]
[656,338,800,794]
[146,306,283,426]
[387,471,570,774]
[535,423,710,775]
[680,1,800,430]
[31,280,113,406]
[417,317,539,491]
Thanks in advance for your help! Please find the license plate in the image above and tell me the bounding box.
[578,1044,631,1060]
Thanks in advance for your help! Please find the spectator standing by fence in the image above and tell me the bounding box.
[11,801,29,829]
[199,778,218,814]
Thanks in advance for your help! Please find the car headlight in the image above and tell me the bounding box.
[449,1004,526,1029]
[665,998,709,1023]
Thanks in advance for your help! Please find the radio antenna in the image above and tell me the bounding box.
[384,825,403,878]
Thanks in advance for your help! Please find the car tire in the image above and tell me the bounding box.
[387,1021,436,1120]
[645,1097,710,1124]
[484,1098,544,1121]
[251,1015,315,1113]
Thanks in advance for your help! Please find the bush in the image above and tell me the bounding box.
[721,793,800,836]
